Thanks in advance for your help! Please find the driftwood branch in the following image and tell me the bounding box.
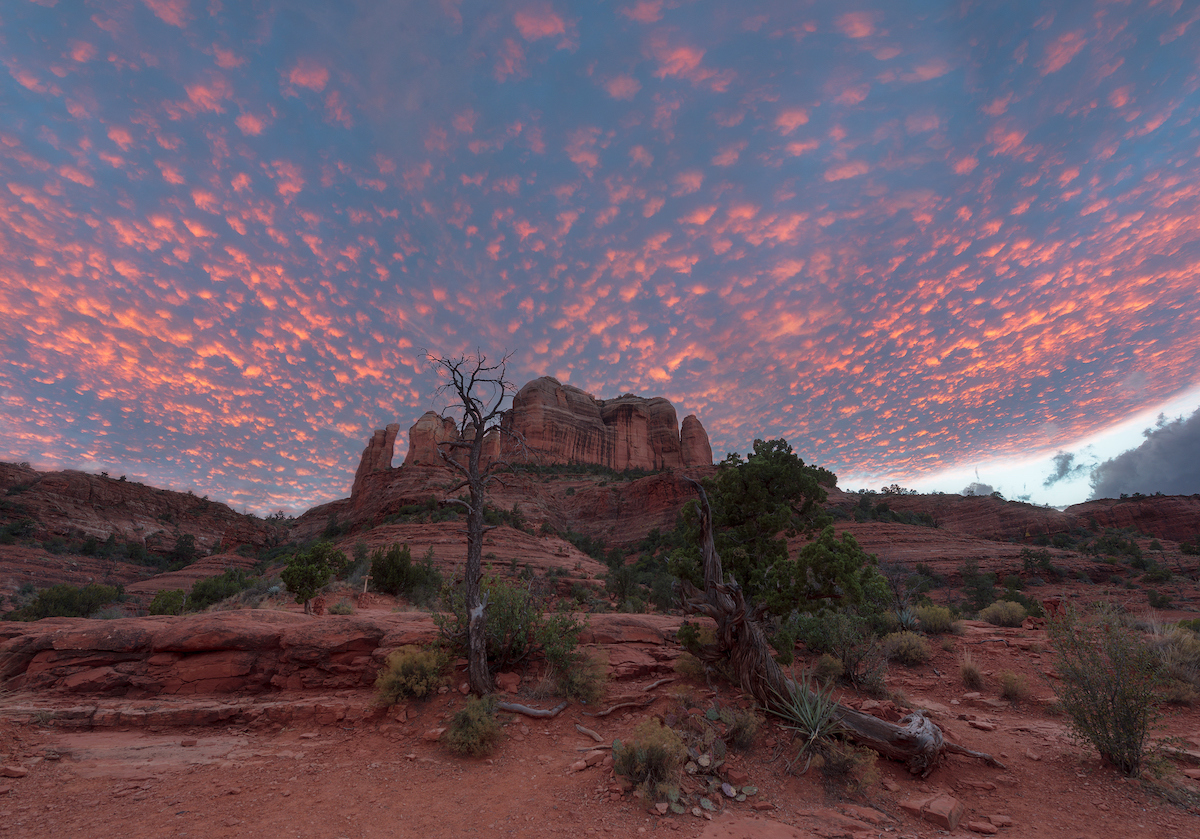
[582,695,656,717]
[677,477,1004,778]
[496,700,568,719]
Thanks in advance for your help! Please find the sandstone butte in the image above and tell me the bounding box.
[395,376,714,475]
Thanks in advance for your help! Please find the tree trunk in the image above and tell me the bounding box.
[676,479,1003,778]
[464,433,494,695]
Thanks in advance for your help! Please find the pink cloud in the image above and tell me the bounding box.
[144,0,191,28]
[268,160,305,201]
[836,12,875,39]
[513,6,566,41]
[288,59,329,92]
[59,164,94,187]
[620,1,662,23]
[629,145,653,167]
[185,76,231,113]
[775,108,809,134]
[236,113,267,136]
[712,141,746,166]
[824,161,869,181]
[903,60,950,82]
[69,41,97,62]
[325,90,353,127]
[566,127,601,176]
[1039,31,1086,75]
[605,75,641,100]
[673,171,703,195]
[494,38,526,81]
[213,46,244,69]
[834,84,869,106]
[107,126,134,150]
[785,139,819,155]
[953,156,978,174]
[682,205,716,225]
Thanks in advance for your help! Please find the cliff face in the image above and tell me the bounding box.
[504,377,712,472]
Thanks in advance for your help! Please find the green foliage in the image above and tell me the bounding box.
[979,600,1027,627]
[1141,563,1172,583]
[915,605,955,634]
[1084,529,1142,561]
[881,631,932,665]
[188,568,254,611]
[1047,608,1163,776]
[329,600,353,615]
[444,696,502,756]
[1181,536,1200,556]
[791,610,886,693]
[960,559,996,611]
[720,706,762,751]
[550,652,606,703]
[369,543,442,605]
[280,541,347,608]
[612,718,686,800]
[813,653,844,682]
[771,674,845,770]
[149,589,185,616]
[852,493,937,527]
[374,646,448,704]
[435,575,586,677]
[669,439,837,610]
[1146,589,1172,609]
[5,583,122,621]
[167,533,199,570]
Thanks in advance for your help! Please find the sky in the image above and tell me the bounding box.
[2,1,1200,516]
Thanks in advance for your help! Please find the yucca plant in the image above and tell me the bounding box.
[770,673,846,773]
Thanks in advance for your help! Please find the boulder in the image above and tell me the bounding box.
[681,414,713,467]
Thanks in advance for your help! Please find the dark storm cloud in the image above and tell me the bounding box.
[1043,450,1087,488]
[1089,410,1200,499]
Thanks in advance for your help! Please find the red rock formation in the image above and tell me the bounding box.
[681,415,713,467]
[400,412,459,468]
[503,377,711,472]
[351,423,399,494]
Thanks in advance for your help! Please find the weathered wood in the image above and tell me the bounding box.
[496,700,568,718]
[582,696,656,717]
[676,478,1004,778]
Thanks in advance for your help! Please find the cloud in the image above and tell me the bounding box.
[605,75,641,100]
[1039,31,1087,75]
[288,60,329,92]
[1043,450,1088,487]
[1089,410,1200,499]
[513,6,566,41]
[962,482,995,497]
[144,0,191,28]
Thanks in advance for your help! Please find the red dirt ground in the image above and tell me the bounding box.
[3,615,1199,839]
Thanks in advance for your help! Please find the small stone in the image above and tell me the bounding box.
[882,779,901,792]
[1025,749,1041,761]
[751,801,774,811]
[968,720,996,731]
[987,815,1013,827]
[300,733,318,740]
[459,682,470,695]
[0,767,27,779]
[0,786,11,795]
[422,727,447,742]
[654,802,669,815]
[570,760,588,772]
[725,768,750,785]
[1182,768,1200,780]
[967,820,999,835]
[180,739,198,747]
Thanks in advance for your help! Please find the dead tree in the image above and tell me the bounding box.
[675,478,1004,777]
[427,350,520,695]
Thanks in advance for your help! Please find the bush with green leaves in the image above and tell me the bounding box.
[370,543,442,605]
[280,542,347,612]
[188,568,255,611]
[959,559,996,611]
[434,575,587,684]
[1047,607,1163,776]
[445,695,502,756]
[770,673,846,772]
[978,600,1027,627]
[374,645,448,704]
[613,718,686,800]
[5,583,122,621]
[881,631,932,665]
[149,588,186,616]
[791,610,886,693]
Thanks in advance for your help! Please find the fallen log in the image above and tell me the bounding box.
[675,478,1004,778]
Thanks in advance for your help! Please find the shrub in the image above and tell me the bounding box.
[444,696,502,756]
[1149,627,1200,690]
[813,653,844,682]
[721,707,761,751]
[816,740,879,792]
[329,599,353,615]
[1047,608,1163,776]
[370,543,442,605]
[998,670,1030,702]
[189,568,254,611]
[613,718,686,800]
[435,575,586,679]
[979,600,1027,627]
[280,542,347,612]
[374,646,448,704]
[881,631,932,666]
[915,604,954,634]
[960,559,996,611]
[959,652,983,689]
[792,610,887,693]
[1142,564,1172,584]
[149,589,186,616]
[5,583,121,621]
[1146,589,1172,609]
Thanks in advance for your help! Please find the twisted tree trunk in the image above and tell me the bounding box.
[675,479,1003,778]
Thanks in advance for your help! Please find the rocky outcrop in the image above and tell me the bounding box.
[503,377,711,472]
[400,412,459,468]
[1067,495,1200,542]
[681,415,713,467]
[351,424,399,494]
